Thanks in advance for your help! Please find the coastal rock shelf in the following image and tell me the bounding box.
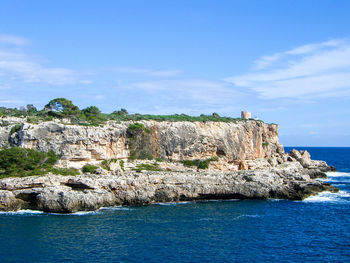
[0,118,338,213]
[0,153,337,213]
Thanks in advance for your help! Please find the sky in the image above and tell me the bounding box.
[0,0,350,146]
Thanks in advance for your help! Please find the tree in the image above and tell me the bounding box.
[120,108,128,115]
[112,108,129,116]
[44,98,80,117]
[81,106,105,124]
[26,104,37,114]
[81,106,101,119]
[81,106,101,116]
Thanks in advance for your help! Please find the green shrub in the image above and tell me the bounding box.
[127,123,154,160]
[26,116,39,124]
[10,123,21,135]
[119,160,125,172]
[127,123,151,134]
[0,147,59,178]
[262,142,269,147]
[101,160,110,171]
[82,164,99,174]
[101,158,118,171]
[48,167,80,176]
[0,120,10,127]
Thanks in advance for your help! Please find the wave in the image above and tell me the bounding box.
[197,214,260,222]
[303,191,350,203]
[0,209,45,215]
[234,214,260,220]
[206,199,240,202]
[0,206,134,216]
[98,206,134,211]
[326,172,350,177]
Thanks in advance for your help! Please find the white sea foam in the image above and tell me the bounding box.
[0,206,135,216]
[67,206,134,215]
[52,210,99,216]
[154,201,193,206]
[326,172,350,178]
[303,191,350,203]
[0,209,45,215]
[98,206,134,211]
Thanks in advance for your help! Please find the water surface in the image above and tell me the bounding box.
[1,147,349,262]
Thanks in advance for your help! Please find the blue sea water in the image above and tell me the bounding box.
[0,147,349,263]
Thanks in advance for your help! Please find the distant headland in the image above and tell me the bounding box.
[0,98,337,213]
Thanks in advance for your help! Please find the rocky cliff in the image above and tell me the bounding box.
[0,117,281,169]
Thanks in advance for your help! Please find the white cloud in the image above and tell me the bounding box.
[114,67,181,77]
[0,45,80,86]
[225,38,350,99]
[0,34,30,46]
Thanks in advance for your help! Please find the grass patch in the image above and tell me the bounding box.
[26,116,40,124]
[182,156,218,169]
[48,167,80,176]
[132,162,161,173]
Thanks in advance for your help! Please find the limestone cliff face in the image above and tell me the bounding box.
[0,117,282,168]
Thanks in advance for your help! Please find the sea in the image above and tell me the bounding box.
[0,147,349,263]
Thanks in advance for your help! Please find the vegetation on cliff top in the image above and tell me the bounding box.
[0,98,261,126]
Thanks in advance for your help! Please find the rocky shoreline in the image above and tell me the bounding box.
[0,149,338,213]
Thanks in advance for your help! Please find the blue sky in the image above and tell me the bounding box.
[0,0,350,146]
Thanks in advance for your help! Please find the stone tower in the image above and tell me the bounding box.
[241,111,251,119]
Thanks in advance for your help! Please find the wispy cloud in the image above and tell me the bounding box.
[114,67,181,77]
[225,38,350,100]
[0,39,84,86]
[0,34,30,46]
[120,79,246,104]
[0,99,25,104]
[116,79,251,115]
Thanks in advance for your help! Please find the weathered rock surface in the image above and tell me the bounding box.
[0,158,338,213]
[0,117,281,168]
